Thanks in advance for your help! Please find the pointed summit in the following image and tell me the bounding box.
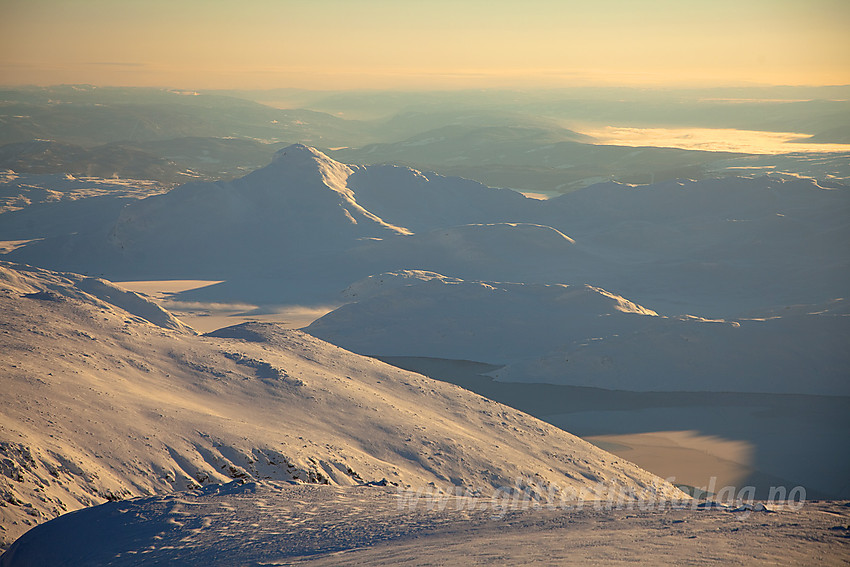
[92,143,410,276]
[242,143,411,235]
[271,143,330,163]
[249,143,355,193]
[270,144,343,177]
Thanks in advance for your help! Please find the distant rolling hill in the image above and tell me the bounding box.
[0,137,288,184]
[0,140,185,182]
[0,86,362,148]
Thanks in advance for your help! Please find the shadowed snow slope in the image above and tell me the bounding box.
[305,271,850,395]
[489,303,850,394]
[0,262,683,549]
[0,172,166,245]
[347,222,589,285]
[539,175,850,315]
[307,271,656,363]
[345,163,537,232]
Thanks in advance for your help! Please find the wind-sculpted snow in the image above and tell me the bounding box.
[74,276,194,332]
[3,481,847,567]
[0,263,683,549]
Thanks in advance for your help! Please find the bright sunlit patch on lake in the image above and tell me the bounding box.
[519,191,550,200]
[584,430,755,493]
[582,127,850,154]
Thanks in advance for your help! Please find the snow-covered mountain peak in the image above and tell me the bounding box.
[267,143,355,194]
[272,142,325,162]
[240,143,411,236]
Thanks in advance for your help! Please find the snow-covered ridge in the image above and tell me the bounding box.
[0,262,684,549]
[0,262,191,332]
[306,270,850,394]
[265,143,412,235]
[307,271,660,363]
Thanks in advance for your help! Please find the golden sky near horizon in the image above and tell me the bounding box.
[2,0,849,90]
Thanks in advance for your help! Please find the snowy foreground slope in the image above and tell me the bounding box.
[0,261,683,550]
[3,481,849,567]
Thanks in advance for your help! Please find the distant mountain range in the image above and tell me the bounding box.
[0,140,183,181]
[0,138,288,184]
[5,86,846,194]
[5,144,847,316]
[0,86,359,148]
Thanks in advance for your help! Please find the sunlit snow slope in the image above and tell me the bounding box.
[0,262,682,548]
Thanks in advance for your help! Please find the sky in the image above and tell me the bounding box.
[2,0,849,91]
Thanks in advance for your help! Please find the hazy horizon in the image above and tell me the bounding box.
[3,0,849,91]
